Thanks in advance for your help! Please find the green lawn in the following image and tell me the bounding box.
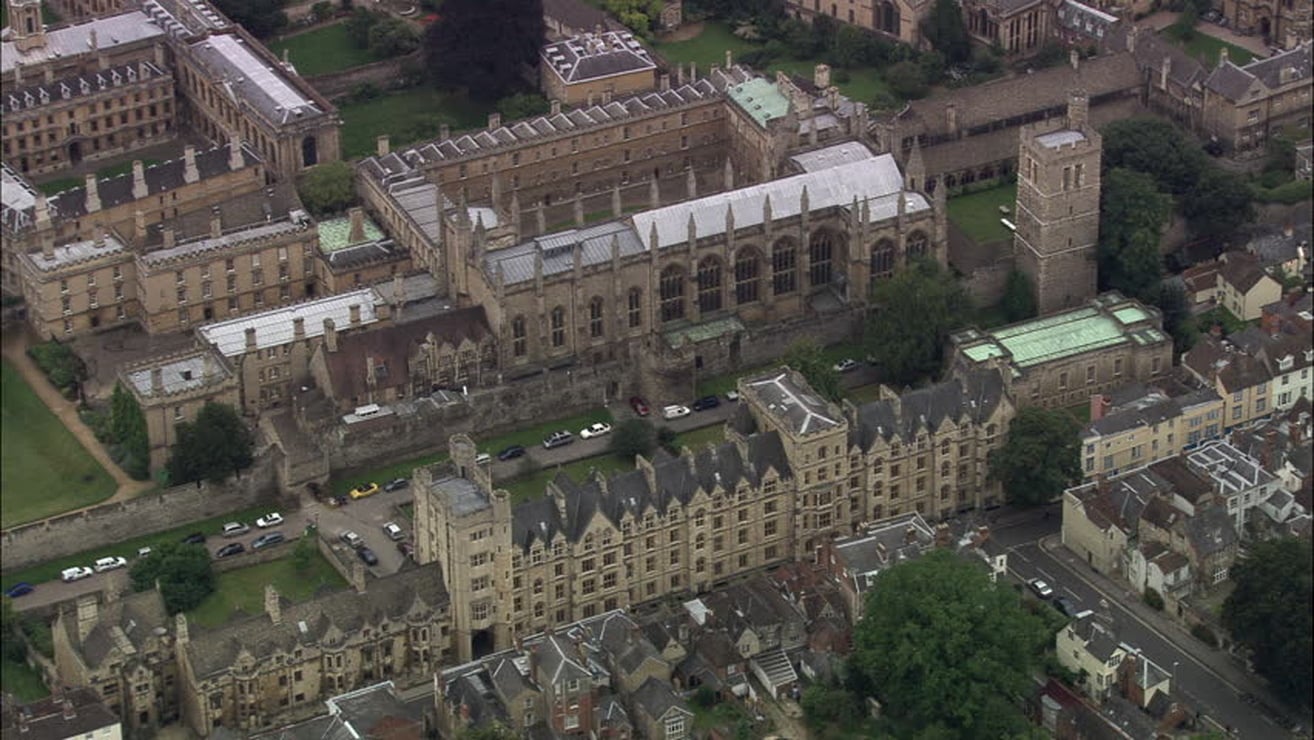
[673,424,726,451]
[947,183,1018,244]
[0,503,279,591]
[695,340,866,398]
[333,450,449,497]
[1064,401,1092,425]
[0,657,47,701]
[37,158,162,196]
[497,454,634,505]
[1,360,116,530]
[1196,306,1248,336]
[846,384,885,405]
[1160,28,1254,66]
[270,24,380,77]
[187,551,346,628]
[656,21,891,103]
[338,87,493,159]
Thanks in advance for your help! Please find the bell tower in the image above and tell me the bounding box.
[8,0,47,52]
[1012,91,1101,315]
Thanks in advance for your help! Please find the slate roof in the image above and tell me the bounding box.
[143,180,304,252]
[1206,41,1313,100]
[509,435,791,551]
[1217,252,1273,293]
[1186,504,1238,557]
[1,61,168,115]
[185,565,449,679]
[1071,471,1162,534]
[0,162,36,234]
[60,588,170,671]
[1070,613,1123,662]
[542,31,655,84]
[0,687,120,740]
[1229,325,1314,379]
[322,306,491,401]
[186,32,328,125]
[631,677,691,721]
[855,368,1007,450]
[1183,336,1273,392]
[0,11,166,74]
[831,513,937,595]
[1106,24,1208,92]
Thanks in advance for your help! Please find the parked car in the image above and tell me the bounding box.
[93,556,127,573]
[181,532,206,545]
[349,483,381,500]
[724,390,740,402]
[1028,578,1054,599]
[396,541,416,560]
[1052,596,1077,617]
[474,453,492,465]
[357,547,379,566]
[215,542,246,559]
[663,404,691,420]
[340,531,365,550]
[383,478,409,492]
[221,522,250,538]
[255,512,284,528]
[579,422,612,439]
[251,532,286,550]
[136,546,153,559]
[692,395,720,411]
[543,430,574,449]
[497,445,526,461]
[833,358,860,373]
[629,396,650,416]
[61,566,94,583]
[4,583,35,598]
[331,495,349,507]
[382,522,405,541]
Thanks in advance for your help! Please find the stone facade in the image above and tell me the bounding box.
[1082,382,1224,479]
[412,365,1013,662]
[120,348,241,470]
[962,0,1054,56]
[784,0,930,46]
[1201,42,1314,153]
[1220,0,1313,48]
[539,31,657,106]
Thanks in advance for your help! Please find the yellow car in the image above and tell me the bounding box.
[349,482,381,500]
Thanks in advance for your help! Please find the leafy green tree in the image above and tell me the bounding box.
[345,7,380,46]
[848,550,1049,738]
[831,24,872,68]
[884,60,929,99]
[922,0,970,63]
[368,17,420,58]
[460,721,519,740]
[987,407,1081,506]
[783,340,843,402]
[1000,270,1037,323]
[166,402,254,485]
[864,259,971,388]
[213,0,287,38]
[1222,537,1313,706]
[1152,281,1197,354]
[609,418,657,461]
[1101,118,1206,196]
[1,597,27,663]
[601,0,663,35]
[130,541,217,614]
[296,161,357,218]
[800,683,861,727]
[1180,167,1255,238]
[497,92,551,121]
[110,382,150,480]
[1098,168,1171,301]
[423,0,544,102]
[656,426,678,455]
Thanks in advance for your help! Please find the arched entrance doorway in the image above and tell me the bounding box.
[68,142,83,165]
[301,136,318,167]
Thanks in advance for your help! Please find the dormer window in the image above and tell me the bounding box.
[1278,355,1294,371]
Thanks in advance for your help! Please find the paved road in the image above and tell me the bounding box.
[986,506,1308,738]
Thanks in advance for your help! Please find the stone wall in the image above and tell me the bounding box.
[212,533,299,573]
[0,457,282,572]
[308,54,420,100]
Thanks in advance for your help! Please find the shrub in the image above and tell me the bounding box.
[1191,623,1219,647]
[1143,587,1165,611]
[27,341,85,392]
[885,60,928,99]
[1252,179,1313,204]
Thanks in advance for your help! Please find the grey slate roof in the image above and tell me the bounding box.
[542,31,655,84]
[854,368,1007,450]
[1186,504,1238,557]
[69,589,170,669]
[631,676,691,721]
[1071,614,1122,662]
[186,32,327,125]
[2,61,168,115]
[0,687,120,740]
[1205,41,1312,100]
[1,11,166,74]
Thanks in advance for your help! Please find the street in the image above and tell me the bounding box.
[988,506,1308,739]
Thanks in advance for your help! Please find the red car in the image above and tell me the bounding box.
[629,396,650,416]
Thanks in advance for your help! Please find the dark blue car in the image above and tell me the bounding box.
[3,582,34,598]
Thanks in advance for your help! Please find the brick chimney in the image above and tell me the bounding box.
[1090,394,1111,421]
[814,62,830,89]
[131,160,148,200]
[162,226,175,248]
[183,145,199,184]
[1067,90,1089,131]
[244,327,257,352]
[323,318,338,352]
[376,135,390,156]
[84,174,100,212]
[347,207,366,244]
[349,303,361,326]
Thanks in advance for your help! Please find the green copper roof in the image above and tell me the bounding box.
[963,342,1006,363]
[318,214,385,253]
[1112,305,1150,324]
[727,78,791,128]
[986,307,1130,368]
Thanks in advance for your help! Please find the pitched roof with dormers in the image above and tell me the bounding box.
[854,368,1008,450]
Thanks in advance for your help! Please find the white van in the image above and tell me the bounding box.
[354,403,381,418]
[663,404,691,420]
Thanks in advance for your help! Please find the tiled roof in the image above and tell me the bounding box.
[1185,504,1238,557]
[0,687,120,740]
[631,676,691,721]
[1205,41,1312,101]
[1217,252,1273,293]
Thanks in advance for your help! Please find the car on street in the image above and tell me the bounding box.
[340,531,365,549]
[833,358,860,373]
[543,430,574,449]
[397,541,416,560]
[382,522,405,541]
[136,546,153,558]
[579,422,612,439]
[181,532,206,545]
[629,396,650,416]
[663,404,691,420]
[357,547,379,566]
[215,542,246,559]
[61,566,94,583]
[1028,578,1054,599]
[497,445,526,461]
[256,512,284,528]
[93,556,127,573]
[724,390,739,402]
[474,453,492,465]
[251,532,286,550]
[221,522,250,537]
[383,478,409,492]
[349,483,380,500]
[4,583,34,598]
[692,395,720,411]
[1052,596,1076,617]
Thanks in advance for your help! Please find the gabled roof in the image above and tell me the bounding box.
[1217,252,1275,294]
[1185,505,1238,557]
[631,677,692,721]
[854,368,1006,449]
[534,634,592,686]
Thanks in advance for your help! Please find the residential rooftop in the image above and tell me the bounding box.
[125,348,231,398]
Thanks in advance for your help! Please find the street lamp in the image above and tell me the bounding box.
[1172,661,1179,691]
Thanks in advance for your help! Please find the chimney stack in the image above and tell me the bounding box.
[183,145,199,183]
[210,208,222,238]
[348,207,366,244]
[245,327,257,352]
[75,594,99,642]
[814,62,830,89]
[945,103,958,135]
[349,303,361,326]
[1219,47,1229,68]
[162,226,175,248]
[264,584,282,624]
[229,135,244,170]
[550,99,561,116]
[323,318,338,352]
[488,112,501,129]
[151,367,164,393]
[131,160,147,200]
[376,135,390,157]
[293,316,305,341]
[84,174,101,212]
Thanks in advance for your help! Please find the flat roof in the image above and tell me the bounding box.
[318,213,385,253]
[431,474,490,517]
[988,307,1128,368]
[126,350,230,397]
[25,235,128,271]
[1113,305,1150,324]
[197,288,378,356]
[743,369,841,436]
[727,78,791,128]
[1035,129,1087,148]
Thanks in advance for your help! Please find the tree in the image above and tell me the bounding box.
[1152,281,1198,354]
[884,60,929,99]
[1098,168,1171,301]
[110,382,150,480]
[130,541,217,614]
[600,0,663,35]
[848,550,1050,738]
[1179,166,1255,238]
[1,597,26,664]
[783,340,843,402]
[988,407,1081,506]
[212,0,287,38]
[800,683,861,727]
[166,402,254,485]
[423,0,544,102]
[1000,270,1037,323]
[345,7,380,47]
[1222,537,1313,706]
[368,17,420,58]
[1101,118,1206,196]
[922,0,970,64]
[497,92,551,121]
[296,161,357,218]
[460,722,519,740]
[609,419,657,461]
[864,258,972,388]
